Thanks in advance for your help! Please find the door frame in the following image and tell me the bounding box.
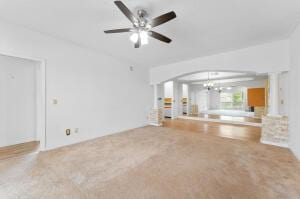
[0,50,47,151]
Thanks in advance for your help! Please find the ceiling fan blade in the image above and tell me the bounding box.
[149,31,172,43]
[150,11,176,28]
[134,33,141,48]
[104,28,132,33]
[114,1,138,24]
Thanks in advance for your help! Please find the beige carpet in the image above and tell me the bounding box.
[0,126,300,199]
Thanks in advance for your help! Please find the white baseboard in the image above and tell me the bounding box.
[177,116,262,127]
[149,123,163,127]
[260,139,289,148]
[44,123,149,151]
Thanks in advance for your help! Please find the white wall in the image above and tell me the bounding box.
[164,81,173,98]
[182,84,188,98]
[187,85,191,115]
[190,85,209,112]
[198,90,209,112]
[289,24,300,159]
[0,20,152,150]
[150,40,290,84]
[157,84,164,109]
[279,72,289,116]
[221,79,267,88]
[209,90,220,110]
[190,87,197,105]
[0,55,38,147]
[172,82,179,119]
[177,83,183,115]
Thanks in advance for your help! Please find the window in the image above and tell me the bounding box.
[220,91,244,110]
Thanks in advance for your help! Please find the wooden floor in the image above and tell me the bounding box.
[189,113,262,123]
[163,118,261,142]
[0,141,39,160]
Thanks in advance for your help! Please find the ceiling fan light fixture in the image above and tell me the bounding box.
[146,24,152,29]
[140,31,149,45]
[104,1,176,48]
[130,33,139,43]
[130,31,149,45]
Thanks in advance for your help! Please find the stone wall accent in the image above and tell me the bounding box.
[148,108,163,126]
[191,104,199,115]
[254,107,265,118]
[261,115,289,147]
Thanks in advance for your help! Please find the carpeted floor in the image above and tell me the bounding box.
[0,126,300,199]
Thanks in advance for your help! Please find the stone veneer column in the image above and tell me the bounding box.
[261,115,289,147]
[149,84,163,126]
[148,108,163,126]
[261,72,289,147]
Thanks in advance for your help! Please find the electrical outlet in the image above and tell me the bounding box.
[74,128,79,133]
[66,129,71,136]
[53,99,58,105]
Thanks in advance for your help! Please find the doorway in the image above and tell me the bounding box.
[0,53,46,157]
[181,84,188,115]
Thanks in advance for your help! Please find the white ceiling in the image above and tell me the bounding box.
[192,77,256,85]
[178,72,248,81]
[178,71,268,86]
[0,0,299,67]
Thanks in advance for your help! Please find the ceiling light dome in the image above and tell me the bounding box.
[130,33,138,43]
[130,31,149,45]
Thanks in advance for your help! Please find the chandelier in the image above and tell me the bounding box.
[203,72,214,90]
[214,86,232,93]
[214,87,223,93]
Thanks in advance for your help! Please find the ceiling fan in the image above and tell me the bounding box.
[104,1,177,48]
